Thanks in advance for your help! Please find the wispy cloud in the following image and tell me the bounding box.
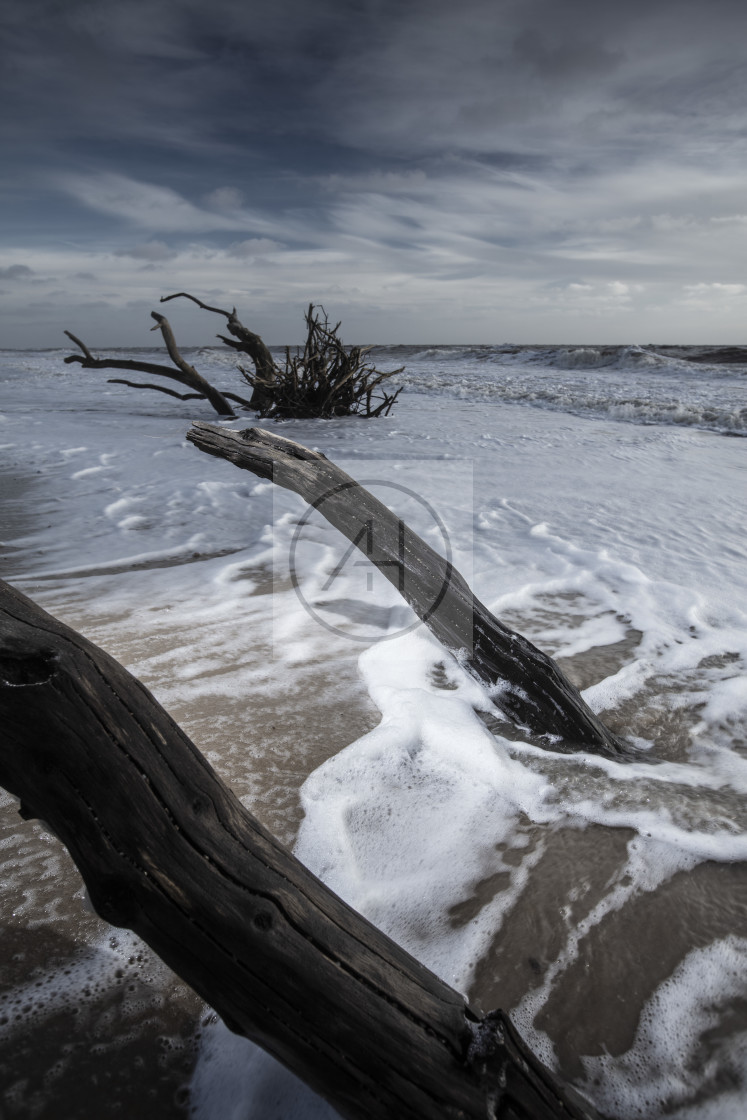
[114,241,177,261]
[227,238,283,258]
[57,173,276,234]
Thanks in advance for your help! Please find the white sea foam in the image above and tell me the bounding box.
[295,628,747,999]
[296,632,551,988]
[580,937,747,1119]
[393,343,747,434]
[0,930,164,1040]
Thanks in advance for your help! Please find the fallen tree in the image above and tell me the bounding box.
[64,295,402,420]
[0,579,600,1120]
[187,423,628,758]
[64,313,250,418]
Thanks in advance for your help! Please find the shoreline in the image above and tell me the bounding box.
[1,356,747,1119]
[0,470,42,579]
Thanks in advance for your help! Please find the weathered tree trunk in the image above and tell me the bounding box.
[64,316,250,417]
[0,579,599,1120]
[186,424,627,758]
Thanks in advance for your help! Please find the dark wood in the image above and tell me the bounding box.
[263,304,402,419]
[148,312,237,417]
[0,580,600,1120]
[187,424,628,758]
[221,390,255,408]
[64,316,237,418]
[107,378,206,401]
[161,292,279,412]
[160,294,402,418]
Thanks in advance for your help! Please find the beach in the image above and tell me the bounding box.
[1,344,746,1118]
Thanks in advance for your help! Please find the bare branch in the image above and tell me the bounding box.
[149,312,202,381]
[64,329,94,362]
[217,334,249,352]
[107,379,205,401]
[219,390,255,408]
[63,325,238,419]
[160,291,232,319]
[65,352,194,380]
[159,291,278,411]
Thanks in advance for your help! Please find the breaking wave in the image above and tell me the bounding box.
[388,345,747,435]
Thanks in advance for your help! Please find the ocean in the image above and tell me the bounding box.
[1,343,746,1118]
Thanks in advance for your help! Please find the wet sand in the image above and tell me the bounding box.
[0,471,41,577]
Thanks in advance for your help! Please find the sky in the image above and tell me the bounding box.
[2,0,747,347]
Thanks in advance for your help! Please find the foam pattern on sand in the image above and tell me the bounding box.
[1,348,746,1118]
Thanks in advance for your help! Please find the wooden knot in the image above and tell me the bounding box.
[0,648,58,687]
[253,910,273,932]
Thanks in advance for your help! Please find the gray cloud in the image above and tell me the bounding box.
[3,0,747,343]
[2,0,743,161]
[114,241,177,261]
[0,264,34,280]
[0,260,34,278]
[227,238,282,258]
[58,172,279,235]
[204,187,245,212]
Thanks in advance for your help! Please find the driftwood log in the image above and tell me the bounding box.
[187,423,627,758]
[0,580,599,1120]
[64,314,251,418]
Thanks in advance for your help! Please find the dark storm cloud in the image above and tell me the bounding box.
[5,0,746,169]
[3,0,747,344]
[309,0,747,164]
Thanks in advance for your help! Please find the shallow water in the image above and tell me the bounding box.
[1,346,746,1118]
